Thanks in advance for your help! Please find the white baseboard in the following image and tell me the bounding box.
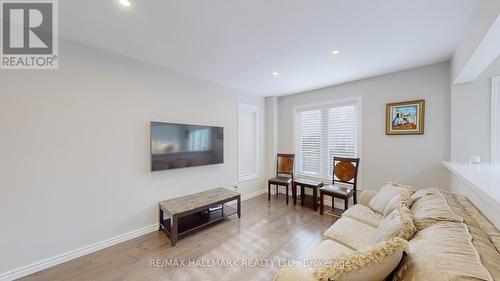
[1,189,268,281]
[226,188,267,206]
[242,188,267,201]
[0,224,159,281]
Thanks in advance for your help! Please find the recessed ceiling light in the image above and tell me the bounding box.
[118,0,131,7]
[331,49,341,55]
[272,71,279,76]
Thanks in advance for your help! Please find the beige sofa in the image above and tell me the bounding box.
[274,185,500,281]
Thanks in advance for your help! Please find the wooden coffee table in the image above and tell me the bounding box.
[159,187,241,246]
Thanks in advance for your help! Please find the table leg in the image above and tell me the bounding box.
[313,187,317,211]
[159,208,163,231]
[320,192,324,215]
[301,185,305,206]
[171,215,178,246]
[268,183,271,201]
[237,196,241,218]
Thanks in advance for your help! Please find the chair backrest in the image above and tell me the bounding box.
[276,154,295,179]
[332,157,360,190]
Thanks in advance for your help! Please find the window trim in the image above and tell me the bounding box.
[238,103,260,182]
[292,97,363,181]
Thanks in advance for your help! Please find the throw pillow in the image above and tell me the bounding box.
[314,237,408,281]
[383,189,413,217]
[372,205,417,243]
[368,182,415,215]
[411,192,463,230]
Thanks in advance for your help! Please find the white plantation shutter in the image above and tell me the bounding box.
[238,104,259,181]
[297,109,322,174]
[295,101,359,179]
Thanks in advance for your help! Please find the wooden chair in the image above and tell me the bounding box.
[268,154,295,204]
[319,157,360,215]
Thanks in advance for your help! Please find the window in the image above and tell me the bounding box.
[238,104,259,181]
[294,99,360,179]
[188,128,211,151]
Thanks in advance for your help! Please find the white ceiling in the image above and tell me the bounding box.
[60,0,477,97]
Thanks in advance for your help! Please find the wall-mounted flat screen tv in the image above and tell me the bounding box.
[150,122,224,171]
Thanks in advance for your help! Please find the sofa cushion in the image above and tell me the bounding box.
[306,240,354,262]
[468,226,500,280]
[342,204,383,227]
[372,205,417,243]
[275,241,355,281]
[323,216,376,250]
[314,238,407,281]
[423,192,500,280]
[410,192,463,230]
[442,192,478,227]
[368,182,415,215]
[392,222,493,281]
[454,195,500,253]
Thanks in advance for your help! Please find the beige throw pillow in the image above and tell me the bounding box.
[314,238,408,281]
[409,187,440,206]
[383,189,412,217]
[372,205,417,243]
[369,183,415,215]
[411,192,463,230]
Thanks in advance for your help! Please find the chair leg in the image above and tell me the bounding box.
[301,186,305,206]
[320,192,324,215]
[275,185,278,198]
[268,183,271,201]
[344,198,349,211]
[353,192,357,205]
[292,182,297,205]
[313,188,317,211]
[286,184,289,205]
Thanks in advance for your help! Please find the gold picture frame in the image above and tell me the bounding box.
[386,99,425,135]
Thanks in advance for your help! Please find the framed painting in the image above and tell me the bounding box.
[386,99,425,135]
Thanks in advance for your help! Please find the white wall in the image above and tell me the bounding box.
[0,41,266,276]
[450,56,500,162]
[451,0,500,83]
[277,63,451,190]
[448,56,500,229]
[265,97,279,179]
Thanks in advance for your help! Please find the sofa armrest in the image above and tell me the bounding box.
[273,262,315,281]
[359,190,377,206]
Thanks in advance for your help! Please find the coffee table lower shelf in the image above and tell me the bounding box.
[160,204,237,241]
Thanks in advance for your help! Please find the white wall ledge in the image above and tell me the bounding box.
[443,161,500,205]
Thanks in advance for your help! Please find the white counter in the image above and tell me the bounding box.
[443,161,500,229]
[443,161,500,204]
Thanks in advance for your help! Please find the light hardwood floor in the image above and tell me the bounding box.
[20,194,338,281]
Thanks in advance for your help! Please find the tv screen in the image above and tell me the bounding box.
[150,122,224,171]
